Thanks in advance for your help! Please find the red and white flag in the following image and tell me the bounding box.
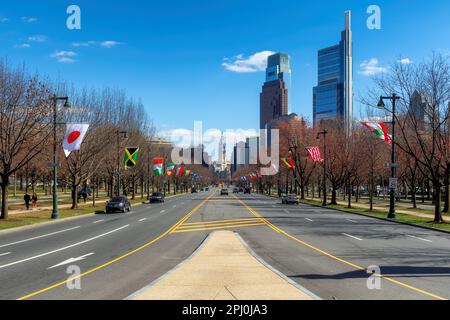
[306,147,324,163]
[63,124,89,157]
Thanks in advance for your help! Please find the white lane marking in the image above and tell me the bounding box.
[0,225,129,269]
[160,210,166,214]
[173,205,177,208]
[93,219,104,224]
[48,253,95,270]
[346,219,358,223]
[0,252,11,257]
[305,218,314,222]
[0,226,81,249]
[139,218,148,222]
[342,233,363,241]
[126,212,133,215]
[406,234,432,243]
[283,209,290,214]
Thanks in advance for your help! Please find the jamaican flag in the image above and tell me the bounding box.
[124,147,140,170]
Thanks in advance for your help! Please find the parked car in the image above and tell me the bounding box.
[221,188,229,196]
[150,192,165,203]
[239,188,244,193]
[233,187,239,194]
[244,188,251,194]
[282,194,300,205]
[105,196,131,213]
[191,188,198,194]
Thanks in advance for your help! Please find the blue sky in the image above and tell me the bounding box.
[1,0,449,137]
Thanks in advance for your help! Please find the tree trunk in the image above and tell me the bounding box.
[331,186,337,205]
[412,191,417,209]
[71,184,78,209]
[0,175,10,220]
[433,179,444,223]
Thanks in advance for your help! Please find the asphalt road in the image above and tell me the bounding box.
[0,189,449,300]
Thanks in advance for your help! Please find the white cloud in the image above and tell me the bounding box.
[14,43,31,49]
[398,58,413,65]
[21,16,37,23]
[222,50,275,73]
[51,51,78,63]
[0,17,9,23]
[100,41,121,48]
[28,35,47,42]
[359,58,387,76]
[72,41,97,47]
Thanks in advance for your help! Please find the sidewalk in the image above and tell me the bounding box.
[129,231,317,300]
[8,199,110,216]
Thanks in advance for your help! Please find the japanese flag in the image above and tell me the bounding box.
[63,124,89,157]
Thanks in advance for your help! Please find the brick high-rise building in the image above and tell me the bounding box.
[260,53,290,130]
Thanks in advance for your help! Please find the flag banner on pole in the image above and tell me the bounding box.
[281,157,295,169]
[153,157,164,176]
[124,147,140,170]
[63,124,89,157]
[306,147,324,163]
[361,121,392,145]
[185,169,191,176]
[176,166,185,177]
[166,163,175,176]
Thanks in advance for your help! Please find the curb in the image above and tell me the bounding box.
[0,193,188,236]
[302,201,450,235]
[253,193,450,235]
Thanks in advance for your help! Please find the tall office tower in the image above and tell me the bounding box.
[260,53,291,129]
[313,11,353,133]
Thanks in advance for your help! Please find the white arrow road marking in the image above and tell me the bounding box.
[0,226,81,249]
[342,233,363,241]
[93,219,104,224]
[48,253,95,270]
[305,218,314,222]
[0,252,11,257]
[0,225,129,269]
[406,235,432,243]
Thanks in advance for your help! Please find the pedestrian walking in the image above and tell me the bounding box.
[31,193,38,208]
[24,193,31,210]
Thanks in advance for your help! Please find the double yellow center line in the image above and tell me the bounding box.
[171,217,266,233]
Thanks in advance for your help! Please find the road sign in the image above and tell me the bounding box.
[385,163,400,168]
[389,178,398,191]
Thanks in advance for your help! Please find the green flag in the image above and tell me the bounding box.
[124,147,140,169]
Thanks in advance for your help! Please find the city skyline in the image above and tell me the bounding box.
[0,1,449,134]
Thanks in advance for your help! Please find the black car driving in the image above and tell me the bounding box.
[105,196,131,213]
[150,192,165,203]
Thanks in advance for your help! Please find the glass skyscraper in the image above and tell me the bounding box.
[313,11,353,132]
[260,53,291,129]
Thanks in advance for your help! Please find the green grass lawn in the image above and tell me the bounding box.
[301,198,450,232]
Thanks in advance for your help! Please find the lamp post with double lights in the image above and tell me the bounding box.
[50,95,70,220]
[317,129,328,207]
[377,94,401,219]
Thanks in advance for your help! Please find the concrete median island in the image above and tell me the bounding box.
[128,230,318,300]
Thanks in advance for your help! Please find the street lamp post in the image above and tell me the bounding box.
[51,95,70,220]
[317,129,328,207]
[116,130,128,196]
[378,94,401,219]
